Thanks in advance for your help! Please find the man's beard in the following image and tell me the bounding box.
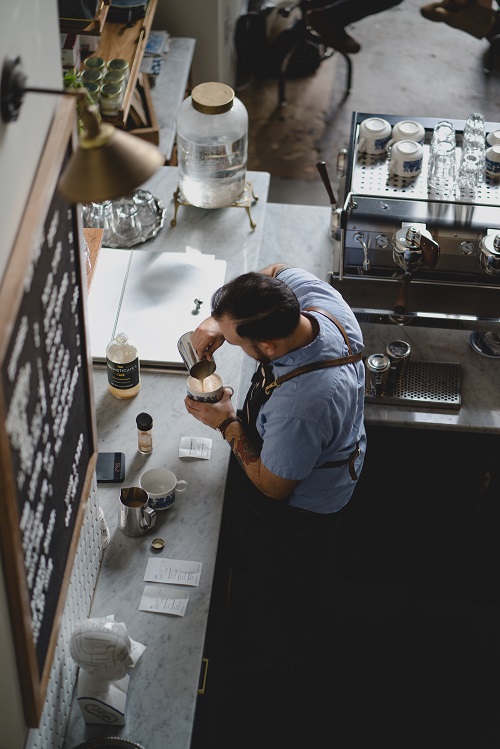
[249,341,270,364]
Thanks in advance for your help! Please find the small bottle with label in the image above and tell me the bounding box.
[106,332,140,399]
[136,412,153,454]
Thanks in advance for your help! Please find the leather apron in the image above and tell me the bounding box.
[240,306,362,481]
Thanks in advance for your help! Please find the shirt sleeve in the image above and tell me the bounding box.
[259,411,331,480]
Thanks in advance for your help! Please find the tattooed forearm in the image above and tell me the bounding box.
[228,433,260,465]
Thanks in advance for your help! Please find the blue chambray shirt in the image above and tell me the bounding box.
[255,268,366,513]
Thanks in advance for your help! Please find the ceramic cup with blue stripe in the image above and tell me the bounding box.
[140,467,188,511]
[485,145,500,179]
[388,140,424,179]
[358,117,392,155]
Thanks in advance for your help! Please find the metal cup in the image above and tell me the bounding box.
[119,487,156,537]
[385,340,411,388]
[177,331,216,380]
[366,353,390,396]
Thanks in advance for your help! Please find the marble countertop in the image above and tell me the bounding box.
[63,168,270,749]
[64,185,500,749]
[150,37,196,162]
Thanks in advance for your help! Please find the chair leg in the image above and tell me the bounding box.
[340,51,353,96]
[277,41,303,107]
[484,35,500,74]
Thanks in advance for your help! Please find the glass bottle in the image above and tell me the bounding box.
[106,333,140,399]
[136,412,153,454]
[175,81,248,209]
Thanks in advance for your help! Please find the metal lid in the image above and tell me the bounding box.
[136,412,153,430]
[100,82,122,99]
[191,82,234,115]
[385,340,411,359]
[84,56,105,70]
[108,58,130,71]
[151,537,165,550]
[366,353,390,372]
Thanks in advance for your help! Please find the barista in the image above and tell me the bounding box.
[184,262,365,600]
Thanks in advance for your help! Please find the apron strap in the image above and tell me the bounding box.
[263,306,363,395]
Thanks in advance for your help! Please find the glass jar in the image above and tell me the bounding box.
[176,82,248,209]
[103,70,125,88]
[82,81,100,104]
[100,82,123,116]
[84,55,106,74]
[106,333,140,399]
[108,58,130,82]
[82,68,103,86]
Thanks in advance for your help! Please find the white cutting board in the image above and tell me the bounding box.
[88,247,227,368]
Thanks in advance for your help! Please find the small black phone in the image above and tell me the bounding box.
[96,452,126,483]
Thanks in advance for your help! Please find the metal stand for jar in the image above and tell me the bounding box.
[170,182,259,231]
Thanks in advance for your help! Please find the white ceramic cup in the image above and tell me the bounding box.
[140,467,188,511]
[485,145,500,178]
[487,129,500,147]
[388,140,424,178]
[187,373,234,403]
[388,120,425,147]
[358,117,392,155]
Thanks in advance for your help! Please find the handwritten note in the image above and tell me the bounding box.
[139,586,189,616]
[144,558,203,587]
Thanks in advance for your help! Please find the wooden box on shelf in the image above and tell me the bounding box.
[128,73,160,145]
[92,0,158,130]
[59,0,110,36]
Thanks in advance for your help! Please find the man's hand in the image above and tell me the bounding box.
[190,316,225,360]
[184,388,235,430]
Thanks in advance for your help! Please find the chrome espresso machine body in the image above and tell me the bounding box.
[330,113,500,331]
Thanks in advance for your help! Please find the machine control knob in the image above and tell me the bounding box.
[460,241,475,256]
[375,234,389,249]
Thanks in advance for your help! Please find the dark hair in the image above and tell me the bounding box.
[211,272,300,341]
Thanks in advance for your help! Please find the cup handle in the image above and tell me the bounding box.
[388,159,396,177]
[358,137,366,152]
[225,385,235,396]
[142,506,156,529]
[175,480,188,494]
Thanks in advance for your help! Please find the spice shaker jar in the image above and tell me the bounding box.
[175,82,248,208]
[136,412,153,454]
[106,332,141,399]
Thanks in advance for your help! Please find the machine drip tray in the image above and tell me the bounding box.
[365,360,461,410]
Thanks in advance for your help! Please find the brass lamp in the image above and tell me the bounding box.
[0,56,164,203]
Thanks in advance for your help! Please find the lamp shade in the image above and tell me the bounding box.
[58,122,165,204]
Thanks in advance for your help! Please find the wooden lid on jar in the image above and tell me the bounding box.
[191,82,234,115]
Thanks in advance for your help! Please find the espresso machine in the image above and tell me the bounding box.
[327,113,500,406]
[330,113,500,334]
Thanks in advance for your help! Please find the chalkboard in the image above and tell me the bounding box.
[0,98,97,727]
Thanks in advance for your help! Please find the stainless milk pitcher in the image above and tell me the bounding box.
[119,487,156,537]
[177,331,216,381]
